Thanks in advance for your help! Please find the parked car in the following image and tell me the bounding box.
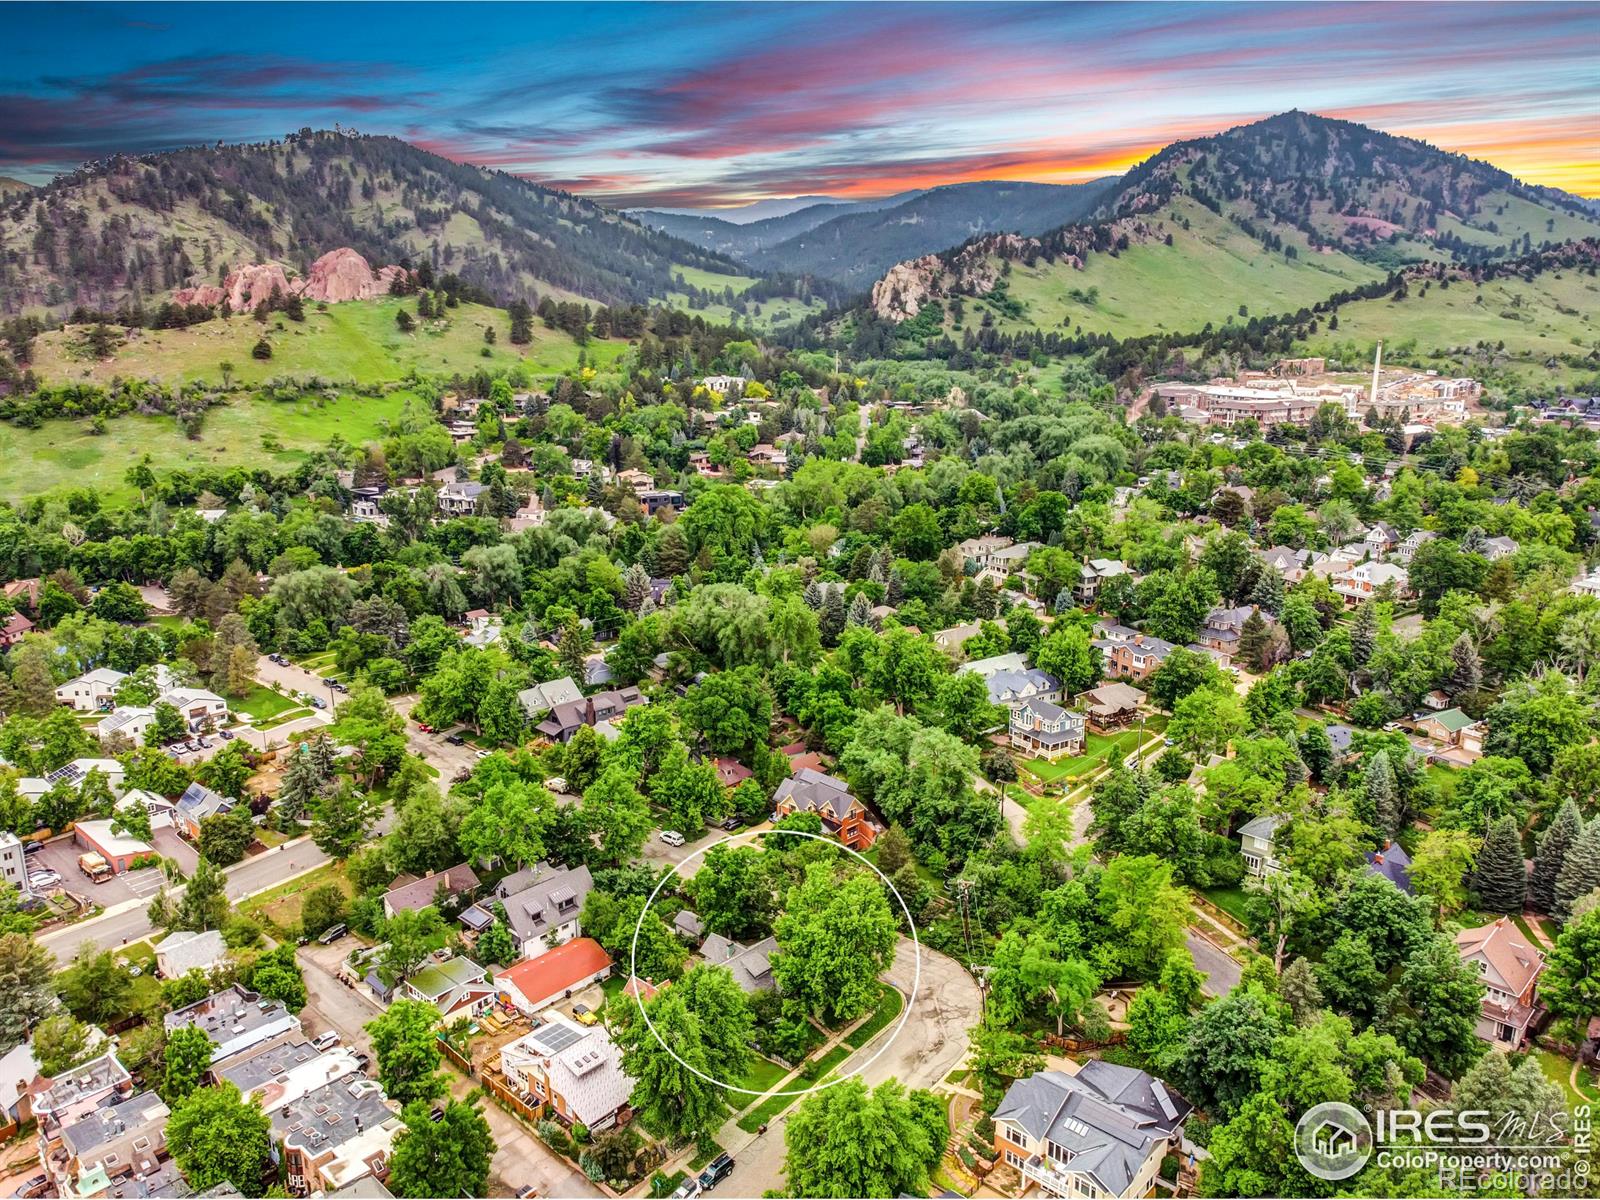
[475,749,491,760]
[28,873,59,889]
[309,697,326,710]
[23,840,42,854]
[445,734,466,746]
[572,1004,597,1026]
[515,1188,539,1199]
[317,923,348,945]
[659,830,685,847]
[669,1181,701,1200]
[311,1031,341,1052]
[719,816,742,831]
[218,729,233,740]
[417,722,433,733]
[697,1154,735,1193]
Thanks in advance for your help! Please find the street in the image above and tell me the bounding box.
[719,937,982,1198]
[1186,927,1243,996]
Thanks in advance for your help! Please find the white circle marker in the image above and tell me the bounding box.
[629,828,921,1097]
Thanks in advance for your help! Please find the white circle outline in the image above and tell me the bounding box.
[628,828,921,1098]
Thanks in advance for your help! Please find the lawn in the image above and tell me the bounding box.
[735,1056,792,1104]
[233,686,301,722]
[1020,725,1160,784]
[734,1044,855,1134]
[28,299,623,389]
[1531,1047,1599,1109]
[239,860,350,934]
[1199,886,1255,926]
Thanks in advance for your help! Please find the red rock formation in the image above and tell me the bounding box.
[174,248,408,311]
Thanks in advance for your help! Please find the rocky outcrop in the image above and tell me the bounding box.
[300,248,405,303]
[870,234,1035,322]
[173,248,405,312]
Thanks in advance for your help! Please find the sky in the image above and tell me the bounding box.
[3,2,1597,208]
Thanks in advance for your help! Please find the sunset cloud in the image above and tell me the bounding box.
[1,2,1594,201]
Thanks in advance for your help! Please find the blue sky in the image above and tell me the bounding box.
[3,2,1596,205]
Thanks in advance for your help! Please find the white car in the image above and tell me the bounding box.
[312,1031,341,1051]
[659,830,686,847]
[28,872,59,888]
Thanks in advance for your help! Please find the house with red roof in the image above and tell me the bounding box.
[0,612,34,648]
[1455,917,1546,1049]
[494,937,613,1016]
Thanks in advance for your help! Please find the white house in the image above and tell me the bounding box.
[437,481,486,517]
[1009,700,1086,761]
[161,687,229,729]
[97,706,156,745]
[55,668,128,712]
[1237,814,1283,878]
[156,930,229,979]
[1331,561,1411,608]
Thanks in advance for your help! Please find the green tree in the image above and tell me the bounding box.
[162,1025,216,1103]
[966,1018,1043,1112]
[198,806,255,866]
[310,782,383,860]
[783,1078,945,1199]
[1170,986,1287,1119]
[300,883,347,936]
[366,999,449,1107]
[380,907,447,985]
[1097,855,1189,979]
[1378,935,1486,1078]
[773,863,898,1025]
[1409,828,1480,918]
[1540,906,1600,1021]
[680,667,771,754]
[459,777,558,868]
[1033,625,1101,695]
[166,1083,272,1195]
[616,986,731,1150]
[476,920,515,968]
[58,945,133,1026]
[934,669,1005,743]
[1556,819,1600,919]
[31,1011,93,1076]
[388,1097,495,1199]
[1473,816,1527,913]
[1531,800,1583,914]
[0,933,56,1052]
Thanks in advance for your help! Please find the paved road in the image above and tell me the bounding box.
[1185,928,1242,996]
[388,692,483,778]
[719,938,982,1198]
[38,835,335,959]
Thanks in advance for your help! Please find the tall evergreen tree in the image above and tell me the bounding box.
[1448,632,1482,696]
[1351,601,1378,666]
[1530,800,1583,914]
[1238,611,1270,672]
[1473,816,1527,913]
[1364,749,1400,838]
[1555,819,1600,920]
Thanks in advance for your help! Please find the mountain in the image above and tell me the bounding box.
[0,130,743,317]
[636,195,852,224]
[863,111,1600,335]
[640,180,1114,289]
[0,177,31,198]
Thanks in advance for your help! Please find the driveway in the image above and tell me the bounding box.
[150,828,199,875]
[719,938,982,1198]
[638,822,770,882]
[298,936,382,1055]
[389,693,483,778]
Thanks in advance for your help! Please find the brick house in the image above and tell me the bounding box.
[772,767,878,849]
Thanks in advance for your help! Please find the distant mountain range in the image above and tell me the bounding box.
[0,132,741,316]
[636,195,855,225]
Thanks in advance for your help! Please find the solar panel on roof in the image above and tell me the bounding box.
[1152,1081,1179,1122]
[534,1023,583,1053]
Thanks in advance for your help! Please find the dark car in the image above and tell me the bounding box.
[445,734,466,746]
[23,840,42,854]
[697,1154,734,1192]
[719,816,742,831]
[218,729,233,740]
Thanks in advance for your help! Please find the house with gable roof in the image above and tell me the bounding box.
[1455,917,1546,1049]
[463,862,593,960]
[771,767,878,849]
[498,1011,634,1132]
[1010,700,1085,761]
[993,1059,1192,1199]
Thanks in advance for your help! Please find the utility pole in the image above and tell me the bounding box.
[955,877,974,962]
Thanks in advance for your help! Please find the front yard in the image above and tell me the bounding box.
[1019,719,1168,784]
[233,685,303,723]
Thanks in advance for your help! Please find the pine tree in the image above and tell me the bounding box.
[1279,957,1324,1025]
[1238,611,1270,672]
[1365,749,1400,837]
[1248,568,1284,615]
[1351,601,1378,666]
[1555,819,1600,920]
[846,592,874,628]
[1449,632,1482,696]
[1474,816,1527,913]
[622,563,652,612]
[802,581,824,611]
[1531,801,1583,914]
[820,588,846,643]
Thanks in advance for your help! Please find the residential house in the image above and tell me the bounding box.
[747,444,788,470]
[163,687,229,729]
[699,933,779,994]
[1365,522,1400,559]
[45,758,126,796]
[0,612,34,647]
[687,451,724,479]
[223,1042,361,1111]
[1364,841,1414,893]
[73,820,153,874]
[1455,918,1546,1049]
[1414,707,1486,762]
[32,1052,132,1146]
[1010,700,1086,761]
[1331,561,1411,608]
[1237,814,1283,879]
[772,767,879,849]
[1074,558,1132,606]
[97,706,157,746]
[956,535,1016,572]
[614,468,654,493]
[931,619,997,658]
[381,864,480,919]
[1074,683,1145,734]
[163,985,302,1066]
[1574,568,1600,598]
[401,957,497,1020]
[1392,529,1437,566]
[462,610,501,649]
[1421,689,1452,712]
[639,489,686,515]
[1481,536,1519,561]
[498,1013,635,1133]
[993,1060,1192,1200]
[273,1075,401,1197]
[961,652,1061,707]
[175,782,237,840]
[714,757,753,789]
[1258,545,1318,584]
[469,862,593,960]
[516,676,585,722]
[1100,634,1178,683]
[495,938,613,1016]
[535,687,646,743]
[155,929,228,979]
[55,668,129,712]
[46,1090,168,1199]
[699,374,744,397]
[437,481,486,517]
[0,1040,40,1129]
[989,541,1041,575]
[673,910,704,944]
[1197,605,1264,663]
[0,832,33,899]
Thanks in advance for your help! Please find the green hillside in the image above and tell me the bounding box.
[0,389,419,504]
[1303,268,1600,391]
[27,298,625,388]
[986,197,1387,338]
[666,264,826,330]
